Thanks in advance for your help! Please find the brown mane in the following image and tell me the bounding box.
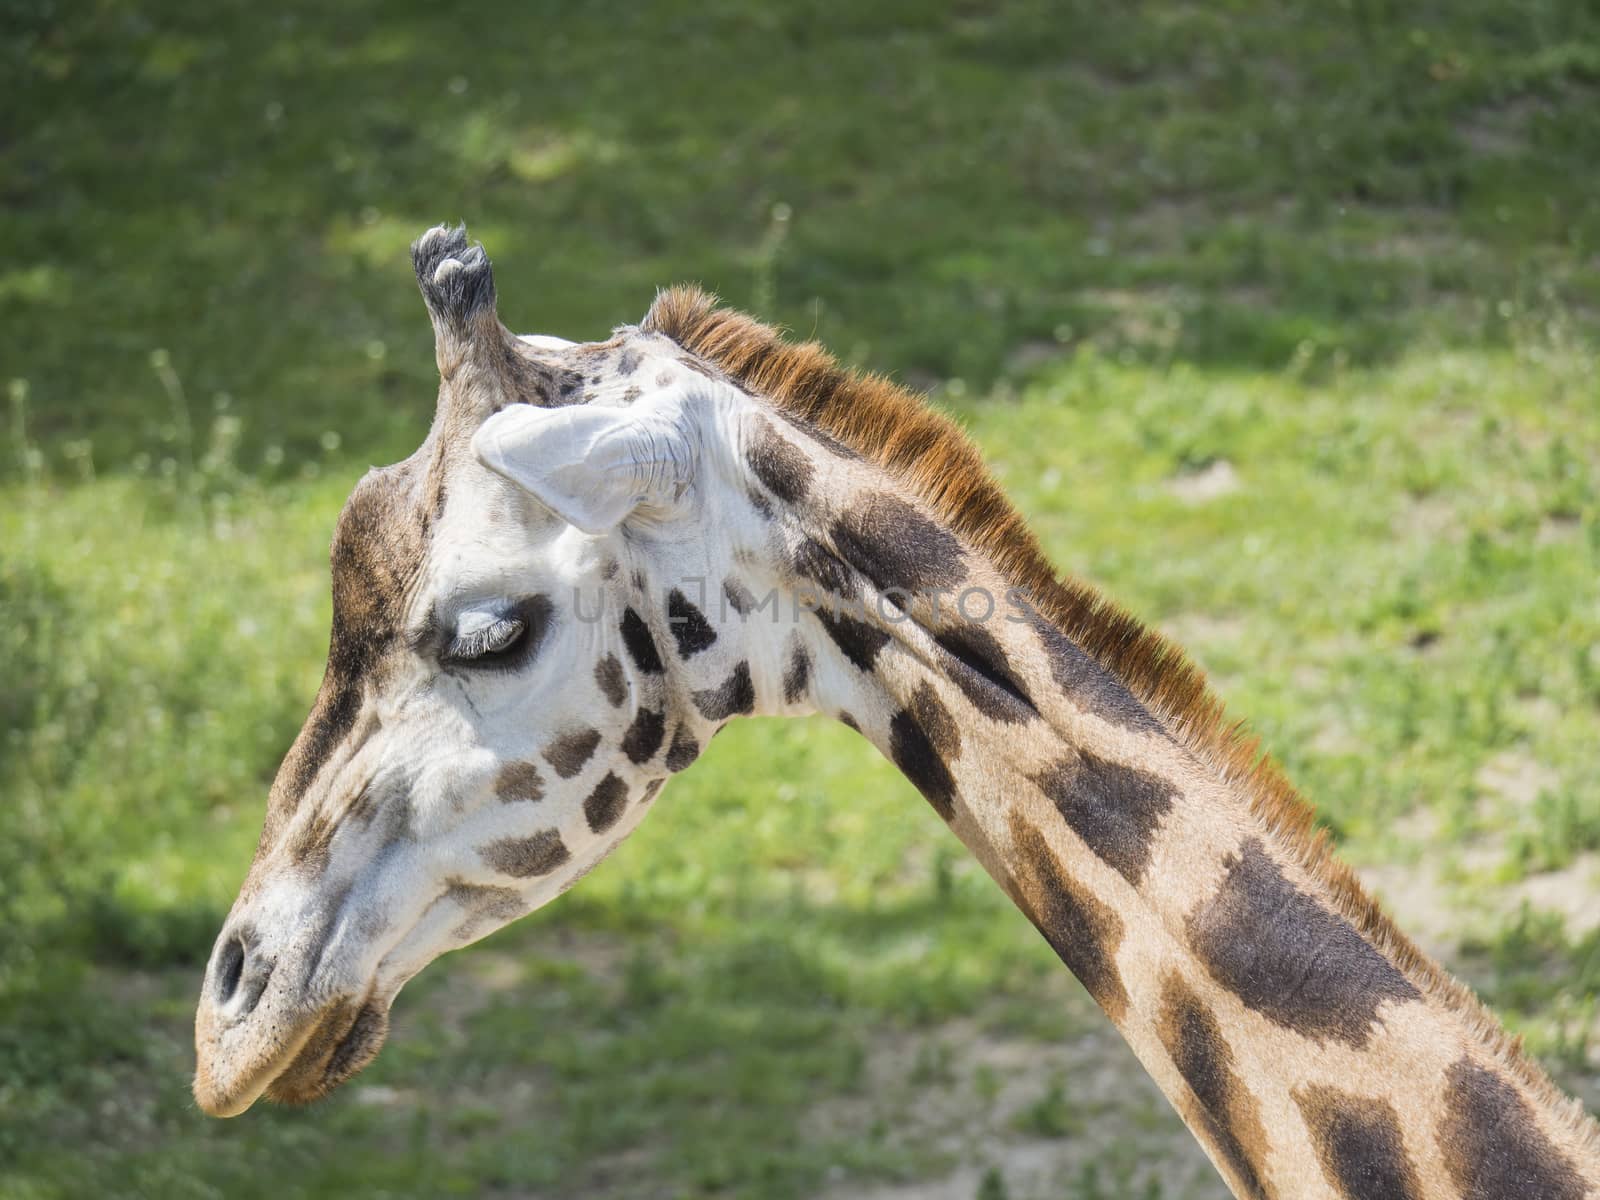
[641,285,1596,1136]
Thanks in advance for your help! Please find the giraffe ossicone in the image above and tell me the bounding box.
[192,226,1600,1199]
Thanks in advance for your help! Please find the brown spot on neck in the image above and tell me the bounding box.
[1033,750,1174,886]
[888,683,961,821]
[1439,1058,1585,1200]
[1158,973,1273,1200]
[746,415,815,504]
[1187,838,1419,1047]
[1294,1084,1421,1200]
[931,622,1036,723]
[1006,811,1128,1022]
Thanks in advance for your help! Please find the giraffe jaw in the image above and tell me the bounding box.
[193,991,391,1117]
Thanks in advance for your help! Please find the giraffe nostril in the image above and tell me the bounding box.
[214,934,246,1006]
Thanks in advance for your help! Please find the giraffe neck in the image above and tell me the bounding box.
[725,405,1600,1200]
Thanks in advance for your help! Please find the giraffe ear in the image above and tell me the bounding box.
[471,396,697,535]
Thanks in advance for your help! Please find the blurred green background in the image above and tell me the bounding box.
[3,2,1599,1197]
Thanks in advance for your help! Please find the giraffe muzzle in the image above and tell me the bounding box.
[193,985,391,1117]
[193,896,395,1116]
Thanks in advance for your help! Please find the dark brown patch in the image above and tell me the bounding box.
[814,608,890,672]
[1033,750,1174,885]
[620,607,665,674]
[747,417,814,504]
[782,642,811,704]
[722,577,755,616]
[746,487,774,519]
[1294,1085,1421,1200]
[640,778,666,803]
[479,829,571,878]
[773,406,862,461]
[583,773,630,834]
[621,707,666,764]
[1006,811,1128,1021]
[677,353,721,381]
[792,536,857,599]
[345,782,380,828]
[286,809,338,874]
[272,465,423,827]
[837,711,860,732]
[1438,1058,1585,1200]
[664,725,700,772]
[667,589,717,658]
[616,347,642,375]
[913,682,960,755]
[543,728,601,779]
[494,760,545,804]
[1158,973,1271,1200]
[1027,611,1160,732]
[621,384,642,403]
[594,654,628,708]
[692,661,756,721]
[442,877,526,922]
[1187,839,1420,1047]
[831,493,963,595]
[933,623,1036,722]
[889,684,961,820]
[340,783,407,845]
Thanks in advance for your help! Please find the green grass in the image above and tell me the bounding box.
[4,1,1599,1197]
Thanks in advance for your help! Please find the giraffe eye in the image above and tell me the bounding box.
[439,595,554,670]
[445,612,527,664]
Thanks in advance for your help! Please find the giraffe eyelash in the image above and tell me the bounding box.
[444,614,526,663]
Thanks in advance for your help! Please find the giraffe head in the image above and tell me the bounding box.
[193,227,782,1117]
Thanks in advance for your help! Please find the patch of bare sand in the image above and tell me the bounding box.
[1356,759,1600,1061]
[1358,765,1600,956]
[1393,493,1460,542]
[1457,96,1547,158]
[1477,748,1562,813]
[1167,459,1240,505]
[1536,513,1582,547]
[1159,612,1247,652]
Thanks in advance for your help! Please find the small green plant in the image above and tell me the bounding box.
[1013,1079,1080,1138]
[976,1165,1010,1200]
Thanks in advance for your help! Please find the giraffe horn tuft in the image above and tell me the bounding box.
[411,223,498,345]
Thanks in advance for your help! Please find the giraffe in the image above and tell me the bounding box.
[193,225,1600,1199]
